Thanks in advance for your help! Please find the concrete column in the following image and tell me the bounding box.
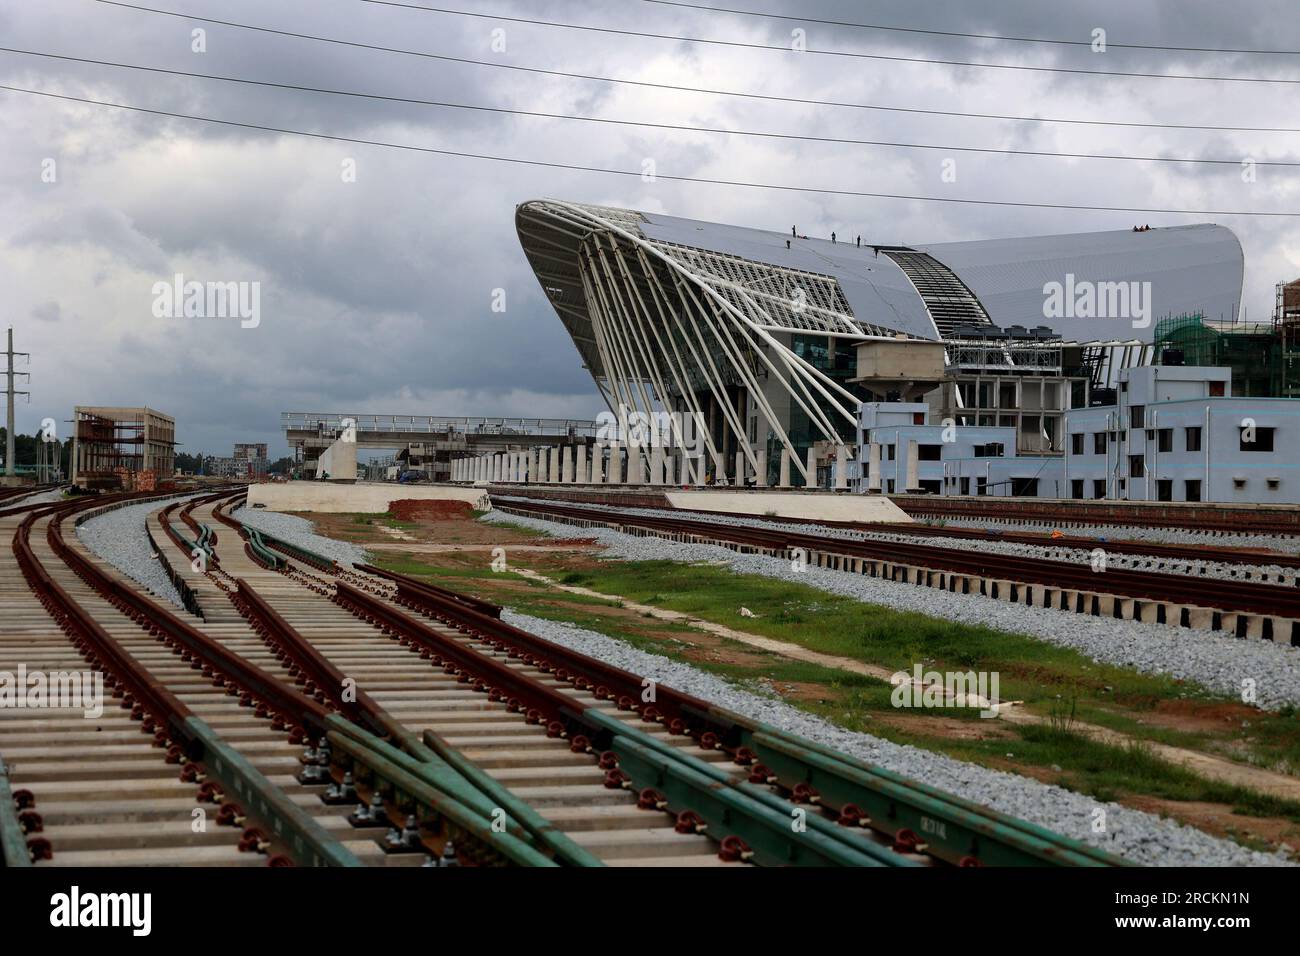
[535,448,546,483]
[549,446,560,483]
[591,444,604,484]
[835,449,848,490]
[627,443,643,484]
[528,448,538,484]
[867,442,881,492]
[609,441,623,484]
[650,445,664,486]
[562,446,574,483]
[512,452,523,482]
[735,450,746,487]
[664,452,676,486]
[906,440,919,492]
[713,450,727,485]
[576,446,588,484]
[755,449,768,487]
[805,448,818,489]
[779,448,791,488]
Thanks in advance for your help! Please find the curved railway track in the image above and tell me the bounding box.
[2,489,1130,867]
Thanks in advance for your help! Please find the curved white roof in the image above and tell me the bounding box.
[521,200,1244,348]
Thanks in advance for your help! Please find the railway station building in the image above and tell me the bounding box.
[518,200,1244,488]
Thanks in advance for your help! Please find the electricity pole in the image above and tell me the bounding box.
[4,328,31,480]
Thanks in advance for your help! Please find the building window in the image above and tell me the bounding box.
[973,442,1004,458]
[1239,426,1275,452]
[886,479,896,493]
[918,444,942,462]
[1157,429,1173,453]
[1093,479,1106,498]
[1209,381,1225,397]
[1011,478,1038,497]
[912,412,925,425]
[1156,479,1173,501]
[959,477,970,495]
[1185,479,1201,502]
[1093,432,1106,454]
[1071,433,1084,455]
[886,444,896,461]
[976,477,987,496]
[1130,405,1145,429]
[1185,426,1202,452]
[1071,479,1084,499]
[1129,455,1145,478]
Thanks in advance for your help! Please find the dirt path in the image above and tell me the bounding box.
[513,567,1300,802]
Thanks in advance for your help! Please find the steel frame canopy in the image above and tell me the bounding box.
[516,200,1244,480]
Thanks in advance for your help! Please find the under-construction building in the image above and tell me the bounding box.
[71,406,175,491]
[1279,279,1300,399]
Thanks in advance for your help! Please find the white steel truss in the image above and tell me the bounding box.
[517,200,867,483]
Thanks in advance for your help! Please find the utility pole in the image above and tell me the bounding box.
[4,328,31,480]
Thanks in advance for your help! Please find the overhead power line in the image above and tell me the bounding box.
[360,0,1300,84]
[92,2,1300,133]
[3,83,1296,217]
[642,0,1300,56]
[7,47,1296,168]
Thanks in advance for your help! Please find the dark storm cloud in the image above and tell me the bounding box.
[1,0,1297,455]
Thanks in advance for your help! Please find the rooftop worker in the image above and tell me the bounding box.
[831,232,836,243]
[792,225,797,237]
[856,235,861,247]
[786,239,791,249]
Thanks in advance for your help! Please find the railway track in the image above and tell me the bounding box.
[2,494,415,867]
[490,497,1300,645]
[2,489,1131,867]
[187,493,1125,867]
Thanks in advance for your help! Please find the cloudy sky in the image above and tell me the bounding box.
[1,0,1297,457]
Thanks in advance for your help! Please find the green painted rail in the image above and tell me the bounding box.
[0,756,32,867]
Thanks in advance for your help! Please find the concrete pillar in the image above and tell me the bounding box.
[713,450,727,485]
[650,445,664,486]
[562,446,574,483]
[549,446,560,483]
[835,449,848,490]
[535,448,546,483]
[906,440,919,493]
[735,450,746,487]
[627,443,643,484]
[591,444,604,484]
[868,442,881,492]
[528,448,538,484]
[805,448,818,489]
[664,452,676,486]
[755,449,768,487]
[513,452,523,482]
[609,441,623,484]
[779,448,791,488]
[576,446,588,484]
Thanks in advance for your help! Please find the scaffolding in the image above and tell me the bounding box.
[1277,280,1300,399]
[1154,312,1288,397]
[72,406,176,491]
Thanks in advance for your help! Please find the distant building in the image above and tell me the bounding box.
[207,442,269,479]
[72,406,175,491]
[233,442,268,461]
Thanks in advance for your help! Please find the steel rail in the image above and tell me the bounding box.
[378,565,1127,867]
[493,499,1300,626]
[12,497,364,866]
[333,581,897,866]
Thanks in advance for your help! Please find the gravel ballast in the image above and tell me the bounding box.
[77,497,194,609]
[484,508,1300,712]
[234,505,369,567]
[501,606,1290,867]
